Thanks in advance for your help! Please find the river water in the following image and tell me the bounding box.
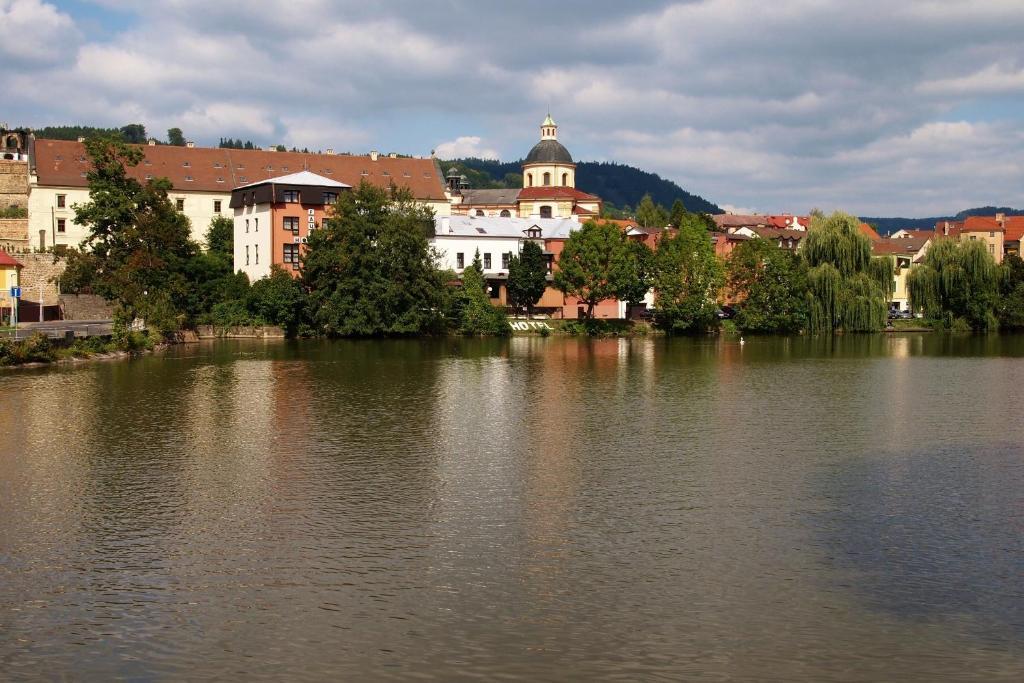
[1,335,1023,681]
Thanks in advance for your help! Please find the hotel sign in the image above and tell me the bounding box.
[510,320,553,331]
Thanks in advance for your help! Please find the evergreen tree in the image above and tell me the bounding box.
[802,211,893,333]
[727,238,809,333]
[908,238,1000,330]
[302,182,445,336]
[636,193,668,229]
[167,127,186,146]
[652,212,723,333]
[507,239,548,318]
[669,199,687,229]
[457,253,510,335]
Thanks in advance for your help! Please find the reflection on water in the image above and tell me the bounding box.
[2,335,1024,681]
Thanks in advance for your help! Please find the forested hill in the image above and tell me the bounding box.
[861,207,1024,235]
[442,158,721,214]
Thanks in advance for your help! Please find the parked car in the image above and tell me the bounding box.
[888,309,913,320]
[716,305,736,320]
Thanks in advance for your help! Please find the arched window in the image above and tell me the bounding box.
[475,209,485,216]
[540,206,553,219]
[500,210,511,217]
[543,172,551,186]
[561,173,568,186]
[527,173,533,187]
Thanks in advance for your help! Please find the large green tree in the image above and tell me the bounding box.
[507,239,548,318]
[456,251,510,335]
[302,182,445,336]
[554,220,641,318]
[72,136,198,335]
[908,238,1000,330]
[802,211,893,333]
[668,199,687,229]
[651,212,723,333]
[636,193,668,229]
[727,238,809,333]
[167,127,186,146]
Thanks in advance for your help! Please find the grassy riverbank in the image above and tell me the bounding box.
[0,332,155,367]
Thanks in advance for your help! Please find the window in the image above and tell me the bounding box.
[254,217,258,232]
[185,175,193,182]
[543,172,551,186]
[283,190,299,203]
[990,231,995,237]
[144,159,152,166]
[500,209,511,217]
[239,176,247,182]
[454,252,464,269]
[236,164,245,170]
[502,252,510,269]
[56,194,66,208]
[214,200,222,213]
[540,205,552,218]
[255,244,259,265]
[562,173,568,186]
[360,169,369,176]
[281,166,289,172]
[245,219,250,233]
[183,161,191,168]
[527,173,533,187]
[213,162,222,168]
[176,198,185,211]
[283,243,300,269]
[57,218,66,233]
[283,217,299,233]
[216,177,225,183]
[483,253,492,269]
[245,245,250,265]
[323,192,337,204]
[989,243,995,255]
[475,209,485,216]
[145,174,153,180]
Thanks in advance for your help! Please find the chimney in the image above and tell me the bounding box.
[326,148,334,155]
[996,212,1005,226]
[186,141,195,148]
[370,150,379,162]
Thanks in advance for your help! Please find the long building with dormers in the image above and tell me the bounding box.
[26,140,451,250]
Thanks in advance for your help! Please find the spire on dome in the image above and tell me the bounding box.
[540,113,558,141]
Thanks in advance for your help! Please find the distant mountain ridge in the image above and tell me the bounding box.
[862,207,1024,235]
[442,158,722,215]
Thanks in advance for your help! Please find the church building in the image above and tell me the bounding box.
[450,115,601,220]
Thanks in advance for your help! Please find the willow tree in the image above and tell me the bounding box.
[802,211,893,333]
[907,238,1000,330]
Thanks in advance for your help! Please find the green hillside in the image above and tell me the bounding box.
[442,158,721,215]
[861,207,1024,235]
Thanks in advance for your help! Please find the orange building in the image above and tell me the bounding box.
[230,171,350,279]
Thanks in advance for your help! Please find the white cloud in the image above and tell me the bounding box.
[433,136,500,160]
[0,0,79,65]
[918,63,1024,96]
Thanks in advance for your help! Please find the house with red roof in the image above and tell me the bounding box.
[935,214,1006,263]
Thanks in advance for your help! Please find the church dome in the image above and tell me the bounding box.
[525,139,573,165]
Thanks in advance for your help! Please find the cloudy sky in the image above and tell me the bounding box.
[5,0,1024,216]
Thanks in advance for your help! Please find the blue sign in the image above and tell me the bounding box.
[10,287,21,298]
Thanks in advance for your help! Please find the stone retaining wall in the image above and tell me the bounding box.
[196,325,286,338]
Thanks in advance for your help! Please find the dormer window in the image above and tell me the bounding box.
[283,190,299,203]
[183,161,190,168]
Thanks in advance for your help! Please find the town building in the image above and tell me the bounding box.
[450,115,602,220]
[230,171,350,281]
[431,214,622,319]
[27,139,450,250]
[0,128,31,253]
[0,249,22,325]
[871,236,931,312]
[935,215,1005,264]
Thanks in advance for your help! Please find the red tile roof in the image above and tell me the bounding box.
[32,139,448,200]
[1003,217,1024,242]
[518,186,601,202]
[872,237,930,255]
[859,223,882,242]
[0,250,22,267]
[963,216,1005,232]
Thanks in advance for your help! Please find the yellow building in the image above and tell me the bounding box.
[0,249,22,325]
